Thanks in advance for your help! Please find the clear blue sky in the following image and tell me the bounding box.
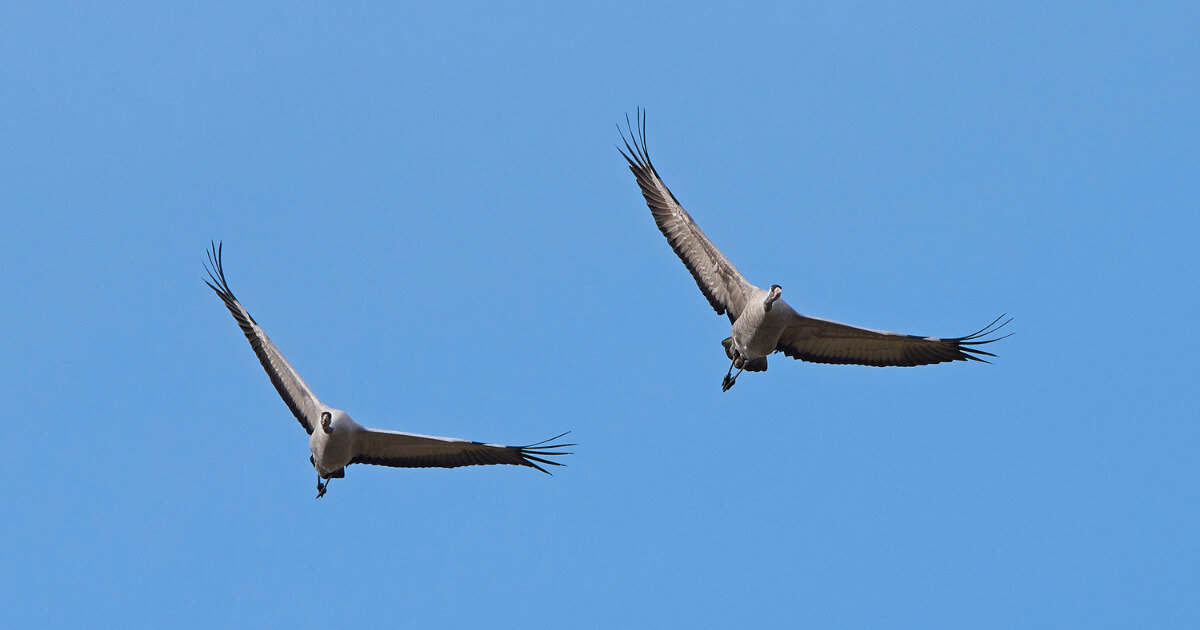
[2,2,1196,627]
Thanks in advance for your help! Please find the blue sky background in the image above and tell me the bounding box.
[2,2,1197,627]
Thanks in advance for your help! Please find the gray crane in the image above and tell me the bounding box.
[204,243,572,497]
[619,111,1009,391]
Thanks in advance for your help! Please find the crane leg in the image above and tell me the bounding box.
[316,474,329,499]
[722,358,744,392]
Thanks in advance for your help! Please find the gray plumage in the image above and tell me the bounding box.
[618,111,1010,390]
[204,242,572,497]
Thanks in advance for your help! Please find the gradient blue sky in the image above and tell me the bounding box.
[2,2,1197,627]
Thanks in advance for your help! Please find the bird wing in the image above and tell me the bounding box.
[775,312,1011,367]
[618,110,754,323]
[204,242,323,434]
[349,429,574,474]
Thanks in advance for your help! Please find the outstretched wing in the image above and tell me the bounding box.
[776,312,1011,367]
[204,242,323,434]
[619,109,755,323]
[350,429,574,474]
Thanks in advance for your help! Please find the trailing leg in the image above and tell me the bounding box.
[722,357,743,392]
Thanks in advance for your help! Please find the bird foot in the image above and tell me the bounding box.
[721,374,736,392]
[316,481,327,499]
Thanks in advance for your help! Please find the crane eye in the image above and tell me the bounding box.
[321,411,331,425]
